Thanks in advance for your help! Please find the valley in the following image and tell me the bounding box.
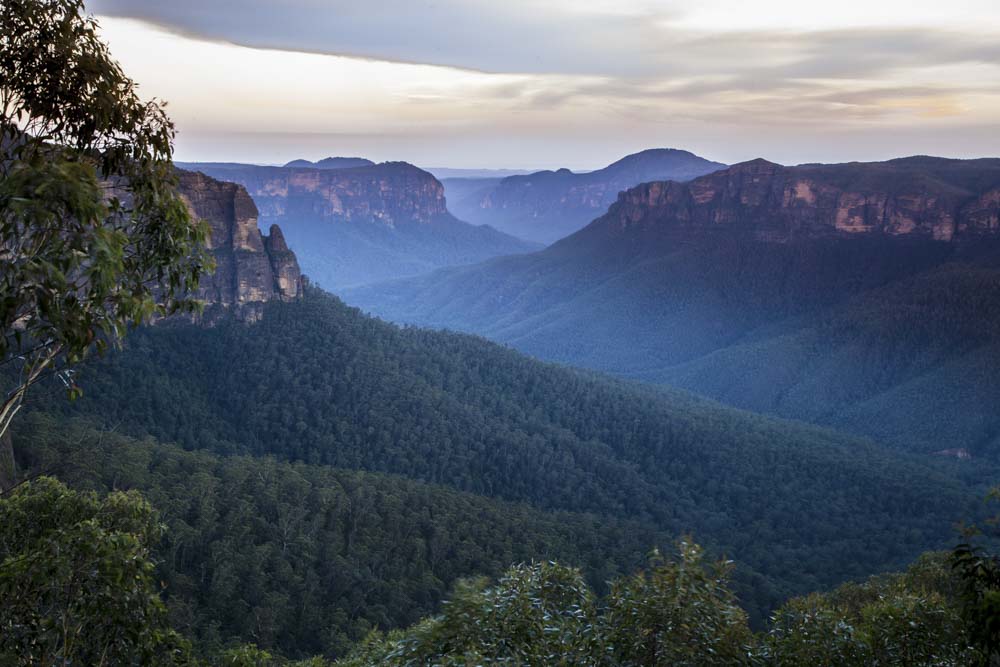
[34,289,992,649]
[347,156,1000,460]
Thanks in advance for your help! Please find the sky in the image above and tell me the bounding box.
[88,0,1000,170]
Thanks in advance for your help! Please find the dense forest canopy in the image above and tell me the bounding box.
[14,413,674,658]
[5,461,998,664]
[19,288,989,632]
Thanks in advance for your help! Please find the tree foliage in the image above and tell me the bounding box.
[0,476,190,665]
[17,412,667,659]
[951,487,1000,665]
[764,552,978,666]
[341,546,980,666]
[0,0,211,441]
[8,417,995,665]
[602,541,752,666]
[342,562,603,667]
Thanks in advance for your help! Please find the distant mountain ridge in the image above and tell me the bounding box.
[427,167,535,179]
[181,160,538,289]
[445,148,726,244]
[345,155,1000,459]
[282,156,374,169]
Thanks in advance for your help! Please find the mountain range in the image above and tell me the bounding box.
[425,167,535,180]
[345,155,1000,460]
[443,148,726,244]
[178,160,538,289]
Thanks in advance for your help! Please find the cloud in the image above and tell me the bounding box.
[88,0,678,76]
[88,0,1000,78]
[84,3,1000,166]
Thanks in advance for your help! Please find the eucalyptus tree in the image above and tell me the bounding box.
[0,0,211,447]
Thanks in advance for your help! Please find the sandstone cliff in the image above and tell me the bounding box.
[594,156,1000,243]
[176,170,303,320]
[194,161,450,226]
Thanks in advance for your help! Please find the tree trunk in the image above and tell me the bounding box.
[0,429,15,492]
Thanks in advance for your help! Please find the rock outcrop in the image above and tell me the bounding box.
[594,156,1000,244]
[263,224,303,299]
[176,170,303,321]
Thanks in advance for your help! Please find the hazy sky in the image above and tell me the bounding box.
[89,1,1000,169]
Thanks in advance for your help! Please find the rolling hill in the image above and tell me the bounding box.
[15,412,674,658]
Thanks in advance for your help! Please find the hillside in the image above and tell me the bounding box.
[14,413,673,659]
[180,161,538,289]
[345,156,1000,459]
[34,290,989,630]
[446,148,726,244]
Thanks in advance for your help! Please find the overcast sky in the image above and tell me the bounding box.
[88,0,1000,169]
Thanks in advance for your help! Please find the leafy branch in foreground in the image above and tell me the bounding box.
[951,487,1000,666]
[340,543,980,666]
[0,0,212,445]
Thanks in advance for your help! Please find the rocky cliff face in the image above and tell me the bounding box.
[595,156,1000,244]
[176,170,303,321]
[189,161,449,226]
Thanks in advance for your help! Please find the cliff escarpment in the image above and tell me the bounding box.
[176,170,303,320]
[188,161,448,226]
[589,156,1000,244]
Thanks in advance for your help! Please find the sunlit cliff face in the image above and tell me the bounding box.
[91,0,1000,168]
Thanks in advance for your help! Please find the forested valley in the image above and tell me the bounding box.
[6,287,993,660]
[346,163,1000,462]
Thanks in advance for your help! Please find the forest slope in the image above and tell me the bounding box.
[34,289,989,626]
[14,413,673,659]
